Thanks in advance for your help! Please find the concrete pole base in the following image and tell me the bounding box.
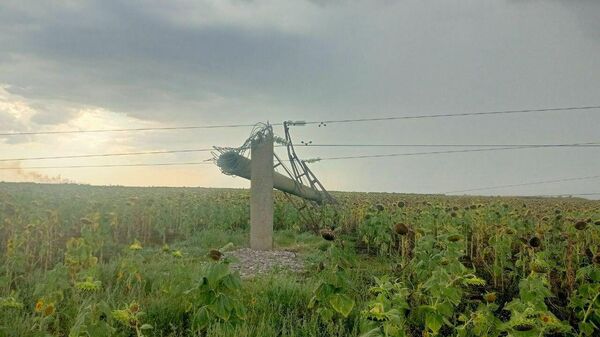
[249,130,274,250]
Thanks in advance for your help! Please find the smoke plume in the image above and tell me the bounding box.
[0,161,75,184]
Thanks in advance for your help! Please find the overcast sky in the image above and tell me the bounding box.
[0,0,599,197]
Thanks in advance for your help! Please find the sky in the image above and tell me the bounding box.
[0,0,599,197]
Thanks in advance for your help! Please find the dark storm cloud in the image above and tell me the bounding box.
[0,0,342,124]
[0,0,598,195]
[1,0,599,126]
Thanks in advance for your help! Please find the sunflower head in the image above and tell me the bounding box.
[208,249,223,261]
[129,302,140,313]
[574,220,587,231]
[528,236,541,248]
[448,234,462,242]
[34,300,44,312]
[394,223,409,235]
[484,292,497,303]
[172,250,183,258]
[129,240,143,251]
[75,277,102,292]
[320,229,335,241]
[43,303,55,316]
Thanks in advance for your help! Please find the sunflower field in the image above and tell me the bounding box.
[1,182,599,337]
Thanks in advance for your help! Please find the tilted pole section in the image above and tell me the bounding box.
[214,122,335,249]
[216,151,327,203]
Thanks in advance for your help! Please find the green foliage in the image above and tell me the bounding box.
[0,295,23,310]
[501,274,571,337]
[570,265,600,336]
[456,303,501,337]
[359,276,410,337]
[187,261,247,332]
[74,276,102,293]
[1,183,600,336]
[111,302,153,337]
[64,238,98,278]
[309,265,356,320]
[359,207,395,256]
[308,246,357,321]
[68,300,114,337]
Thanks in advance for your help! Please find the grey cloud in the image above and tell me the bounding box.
[558,0,600,41]
[507,0,600,41]
[1,0,599,129]
[28,102,82,125]
[0,113,30,145]
[0,0,342,124]
[0,113,23,131]
[0,0,598,194]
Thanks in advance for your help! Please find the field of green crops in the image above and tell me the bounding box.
[1,182,599,337]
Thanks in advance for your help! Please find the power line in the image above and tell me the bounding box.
[0,148,215,162]
[1,104,598,137]
[562,192,600,196]
[0,162,214,170]
[534,192,600,197]
[444,175,600,194]
[0,148,529,169]
[3,142,599,162]
[303,105,600,126]
[297,142,600,148]
[309,144,600,162]
[3,143,599,167]
[0,122,273,137]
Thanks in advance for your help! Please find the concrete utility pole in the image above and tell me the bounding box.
[215,122,335,250]
[249,129,274,250]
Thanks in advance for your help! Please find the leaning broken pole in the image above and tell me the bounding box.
[217,151,326,204]
[214,123,334,250]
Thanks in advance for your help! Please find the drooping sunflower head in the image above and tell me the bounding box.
[320,229,335,241]
[43,303,55,316]
[528,236,541,248]
[484,292,497,303]
[208,249,223,261]
[394,223,409,235]
[574,220,587,231]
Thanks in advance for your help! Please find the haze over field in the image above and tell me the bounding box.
[0,0,599,197]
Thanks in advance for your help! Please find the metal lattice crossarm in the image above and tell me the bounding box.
[281,121,336,204]
[213,123,335,205]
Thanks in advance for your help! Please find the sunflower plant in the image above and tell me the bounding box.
[68,299,114,337]
[186,260,247,332]
[500,274,570,337]
[112,302,153,337]
[569,265,600,336]
[359,205,394,256]
[309,244,357,322]
[359,276,410,337]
